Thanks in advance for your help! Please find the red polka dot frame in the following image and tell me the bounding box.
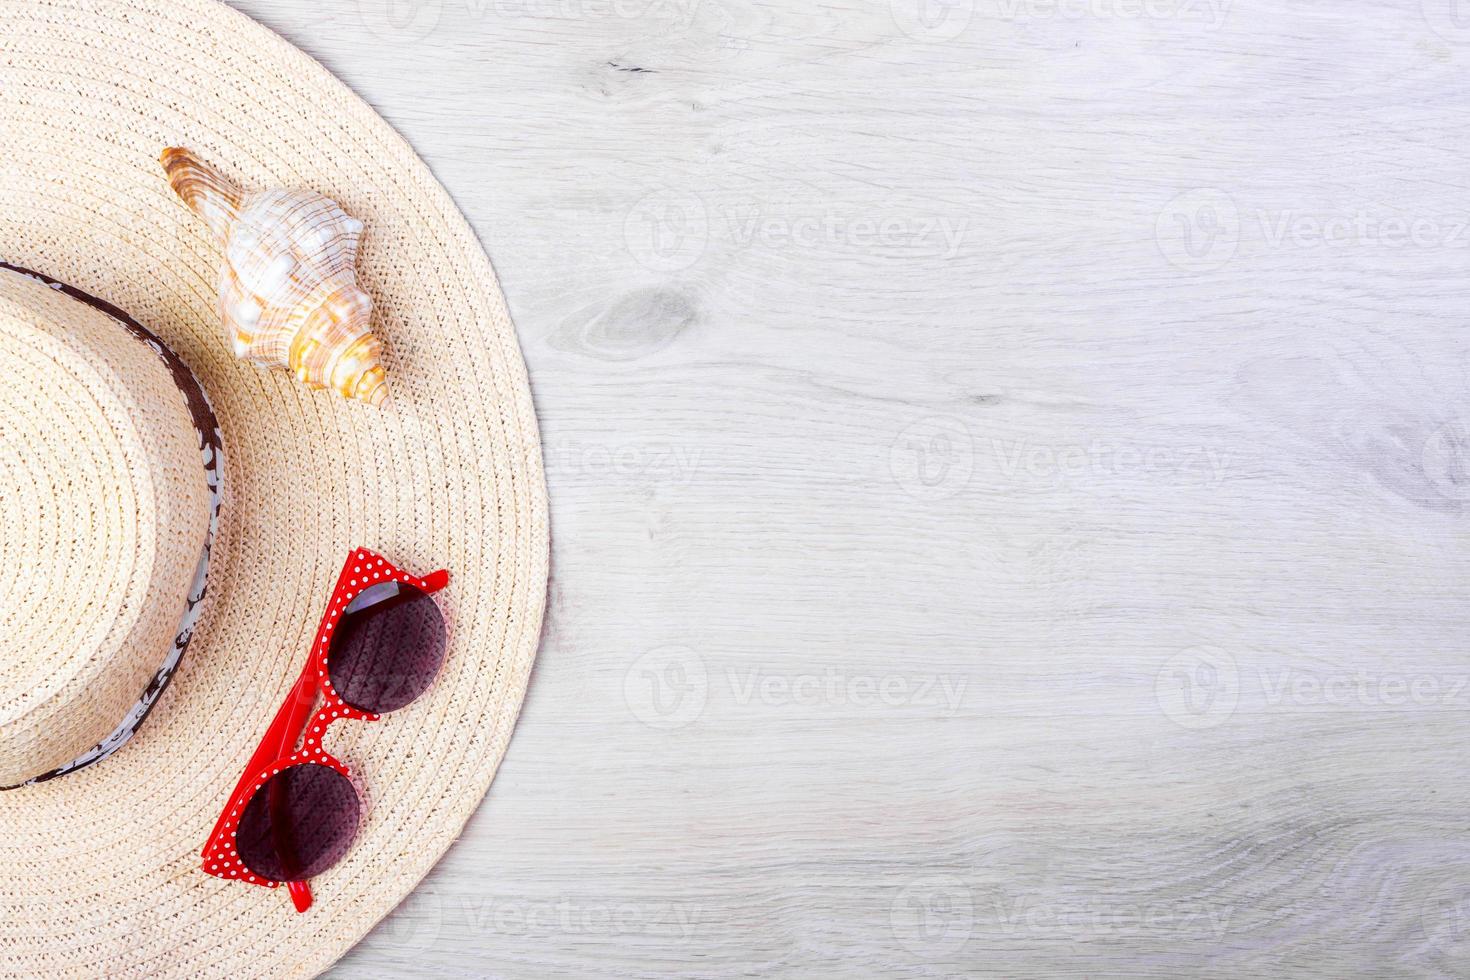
[200,548,450,912]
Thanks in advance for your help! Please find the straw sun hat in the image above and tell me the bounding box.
[0,0,549,976]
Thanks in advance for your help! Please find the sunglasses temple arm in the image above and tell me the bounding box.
[266,664,321,761]
[203,658,322,853]
[250,659,321,911]
[289,879,313,912]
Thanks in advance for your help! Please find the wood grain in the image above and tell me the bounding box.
[226,0,1470,975]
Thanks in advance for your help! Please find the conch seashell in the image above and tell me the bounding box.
[160,148,388,407]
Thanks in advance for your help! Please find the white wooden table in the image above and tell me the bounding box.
[230,1,1470,975]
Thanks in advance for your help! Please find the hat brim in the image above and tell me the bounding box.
[0,1,548,976]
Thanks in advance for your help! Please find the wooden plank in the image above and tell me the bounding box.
[229,0,1470,974]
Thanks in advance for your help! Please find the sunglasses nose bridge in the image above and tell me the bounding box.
[302,702,375,753]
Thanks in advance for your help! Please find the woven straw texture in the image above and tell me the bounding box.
[0,270,211,787]
[0,0,550,977]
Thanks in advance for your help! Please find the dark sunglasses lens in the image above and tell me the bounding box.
[328,581,446,714]
[236,763,360,882]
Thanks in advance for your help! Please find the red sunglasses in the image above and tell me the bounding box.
[203,548,450,912]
